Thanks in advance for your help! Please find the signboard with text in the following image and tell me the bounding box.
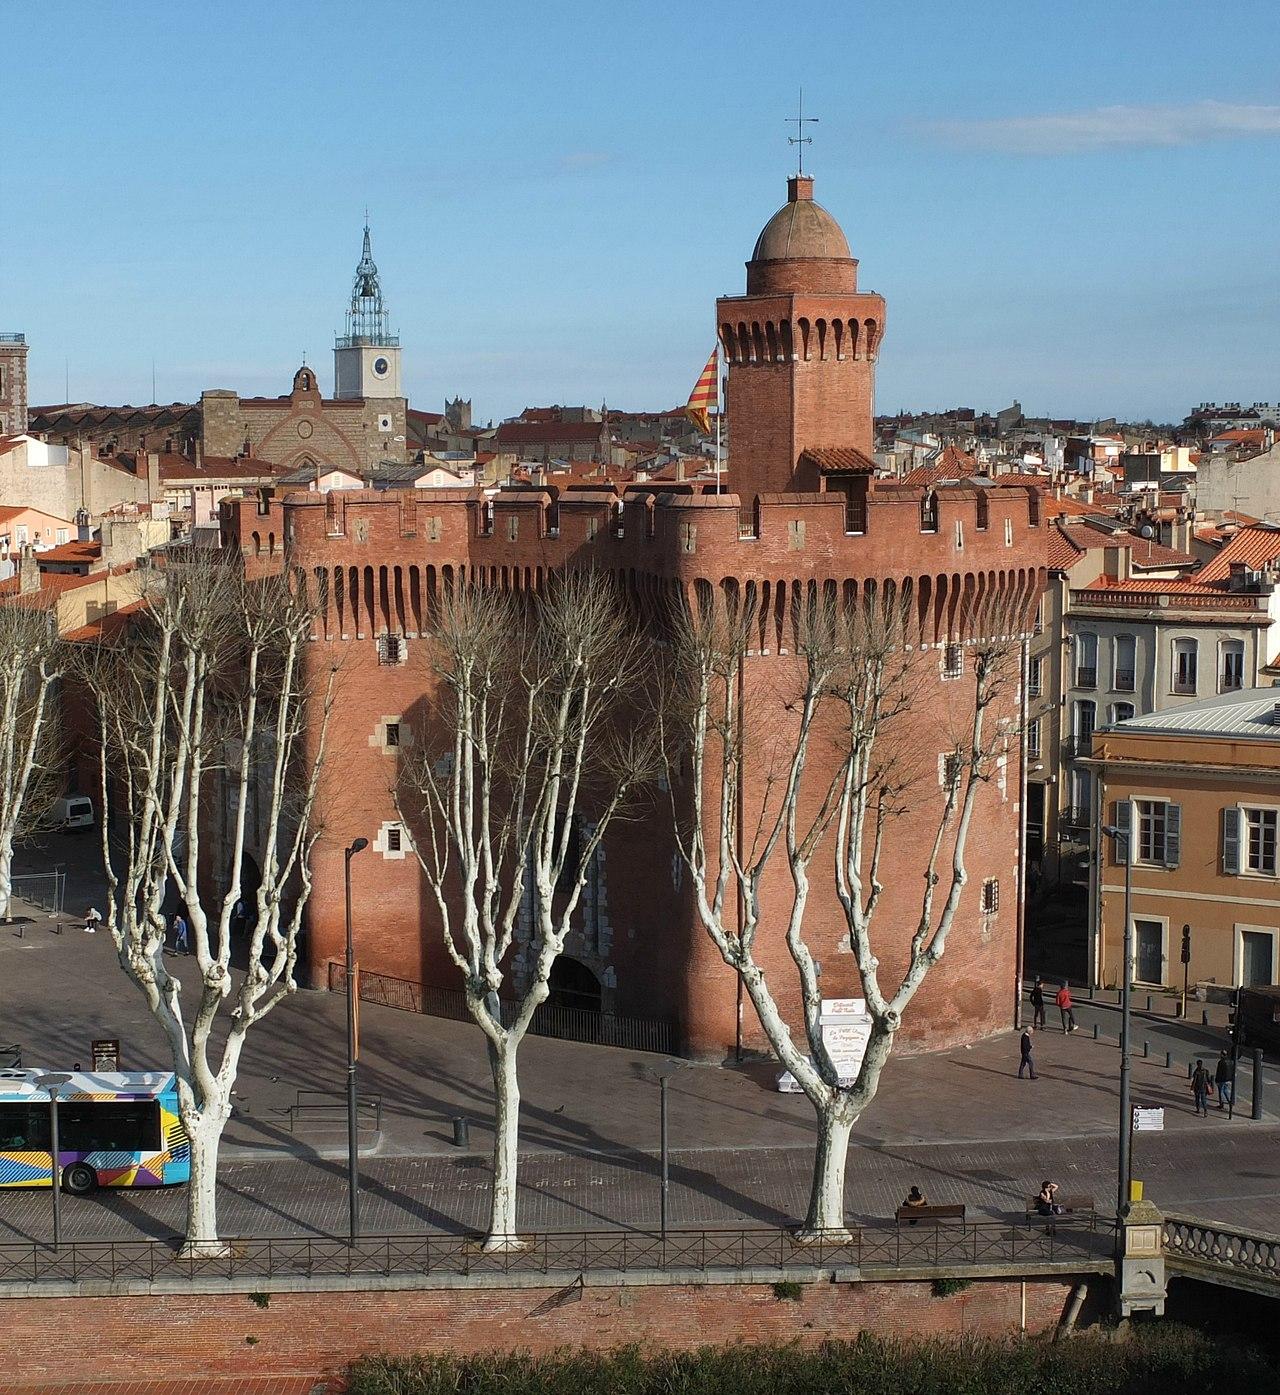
[777,998,871,1093]
[1132,1106,1164,1133]
[91,1038,120,1072]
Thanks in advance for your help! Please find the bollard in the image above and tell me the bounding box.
[1087,983,1095,1001]
[1175,1001,1183,1019]
[1143,1041,1150,1059]
[1165,1051,1172,1069]
[54,922,62,936]
[1187,1062,1194,1080]
[1252,1049,1264,1121]
[452,1116,470,1149]
[1202,1009,1210,1026]
[1092,1023,1100,1041]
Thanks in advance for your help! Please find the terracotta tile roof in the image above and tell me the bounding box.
[802,446,878,474]
[493,420,606,447]
[62,598,149,643]
[37,539,100,566]
[1047,524,1085,570]
[1195,523,1280,583]
[1040,495,1093,518]
[902,443,978,489]
[158,454,291,482]
[1076,576,1226,595]
[1126,537,1199,570]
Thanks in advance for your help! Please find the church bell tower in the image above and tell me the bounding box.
[334,223,402,401]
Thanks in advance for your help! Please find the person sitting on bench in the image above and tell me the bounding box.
[901,1185,928,1224]
[1036,1180,1064,1216]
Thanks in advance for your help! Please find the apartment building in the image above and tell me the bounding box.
[1085,689,1280,992]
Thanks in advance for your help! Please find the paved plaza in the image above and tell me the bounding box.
[2,877,1278,1245]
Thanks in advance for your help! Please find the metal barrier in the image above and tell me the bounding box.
[329,964,680,1056]
[286,1090,382,1134]
[9,871,66,915]
[0,1220,1115,1286]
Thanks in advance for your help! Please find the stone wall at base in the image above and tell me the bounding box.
[0,1277,1081,1386]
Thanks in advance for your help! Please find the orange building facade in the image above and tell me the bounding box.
[224,176,1048,1057]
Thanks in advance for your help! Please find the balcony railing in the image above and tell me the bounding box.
[1113,668,1135,691]
[1060,804,1091,833]
[1172,677,1197,696]
[1063,735,1094,760]
[1074,666,1097,689]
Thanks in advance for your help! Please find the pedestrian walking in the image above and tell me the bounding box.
[172,911,189,955]
[1056,980,1077,1033]
[1019,1025,1038,1079]
[1030,976,1046,1030]
[1214,1050,1235,1111]
[1191,1059,1213,1116]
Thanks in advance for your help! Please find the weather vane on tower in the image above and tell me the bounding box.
[787,87,818,175]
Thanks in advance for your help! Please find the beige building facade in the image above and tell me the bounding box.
[1087,689,1280,993]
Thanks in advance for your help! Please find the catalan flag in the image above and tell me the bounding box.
[684,347,719,435]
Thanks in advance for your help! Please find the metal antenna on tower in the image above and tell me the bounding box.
[787,87,818,174]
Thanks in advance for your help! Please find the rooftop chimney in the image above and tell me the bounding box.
[18,544,40,596]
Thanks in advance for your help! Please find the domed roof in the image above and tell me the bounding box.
[751,177,850,262]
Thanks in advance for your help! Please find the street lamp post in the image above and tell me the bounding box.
[658,1073,670,1239]
[1102,822,1134,1222]
[344,837,369,1241]
[35,1072,72,1252]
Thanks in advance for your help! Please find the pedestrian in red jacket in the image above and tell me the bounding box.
[1056,981,1077,1034]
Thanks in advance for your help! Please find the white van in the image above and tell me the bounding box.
[49,796,94,832]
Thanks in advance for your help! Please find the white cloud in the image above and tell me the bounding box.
[925,101,1280,155]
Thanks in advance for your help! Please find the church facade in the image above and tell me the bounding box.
[225,175,1047,1058]
[30,226,409,476]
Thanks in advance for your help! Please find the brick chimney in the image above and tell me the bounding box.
[18,544,40,596]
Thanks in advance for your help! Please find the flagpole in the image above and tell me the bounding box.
[715,345,722,494]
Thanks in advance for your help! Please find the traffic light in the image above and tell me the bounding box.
[1180,924,1192,966]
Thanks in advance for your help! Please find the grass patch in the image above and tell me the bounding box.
[345,1326,1271,1394]
[771,1280,804,1302]
[930,1277,971,1298]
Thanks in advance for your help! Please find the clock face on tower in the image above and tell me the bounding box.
[372,356,389,378]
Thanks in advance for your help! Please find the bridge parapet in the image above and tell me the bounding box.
[1163,1214,1280,1296]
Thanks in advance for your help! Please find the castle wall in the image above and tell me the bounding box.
[224,483,1045,1056]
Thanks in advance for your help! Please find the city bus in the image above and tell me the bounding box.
[0,1068,190,1194]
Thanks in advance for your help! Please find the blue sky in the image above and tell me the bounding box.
[6,0,1280,424]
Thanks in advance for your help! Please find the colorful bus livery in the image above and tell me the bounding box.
[0,1069,190,1193]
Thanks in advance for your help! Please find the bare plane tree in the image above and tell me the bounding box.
[396,572,654,1251]
[0,595,63,920]
[667,586,1025,1236]
[83,555,337,1255]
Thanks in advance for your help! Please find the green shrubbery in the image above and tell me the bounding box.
[346,1326,1270,1395]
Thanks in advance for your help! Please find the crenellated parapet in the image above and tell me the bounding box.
[221,478,1046,648]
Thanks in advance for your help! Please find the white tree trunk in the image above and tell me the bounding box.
[0,843,12,923]
[797,1104,854,1240]
[483,1039,525,1252]
[180,1110,229,1258]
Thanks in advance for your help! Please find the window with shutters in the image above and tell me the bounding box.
[1113,634,1136,692]
[1242,807,1277,876]
[1110,702,1134,725]
[1220,640,1245,692]
[1028,656,1042,697]
[941,642,964,679]
[938,750,962,792]
[1074,632,1098,689]
[1172,638,1198,695]
[981,878,999,914]
[1134,798,1180,867]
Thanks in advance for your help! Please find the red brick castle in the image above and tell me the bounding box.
[226,176,1047,1057]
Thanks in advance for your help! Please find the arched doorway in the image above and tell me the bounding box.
[547,957,601,1015]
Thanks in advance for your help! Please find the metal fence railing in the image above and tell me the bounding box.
[9,871,66,915]
[0,1220,1116,1287]
[329,963,680,1055]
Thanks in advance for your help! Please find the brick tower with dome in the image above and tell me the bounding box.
[222,173,1046,1059]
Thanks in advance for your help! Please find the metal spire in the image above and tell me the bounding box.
[342,219,390,345]
[787,87,818,175]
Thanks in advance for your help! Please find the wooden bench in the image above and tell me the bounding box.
[1025,1194,1095,1221]
[896,1203,966,1225]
